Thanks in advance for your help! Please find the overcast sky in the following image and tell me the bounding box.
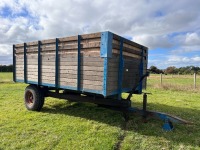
[0,0,200,68]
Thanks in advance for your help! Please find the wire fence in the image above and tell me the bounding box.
[147,73,200,91]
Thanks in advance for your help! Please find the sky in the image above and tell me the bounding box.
[0,0,200,69]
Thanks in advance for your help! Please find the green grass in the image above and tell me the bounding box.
[0,73,200,149]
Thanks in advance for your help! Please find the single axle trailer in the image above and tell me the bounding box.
[13,31,191,131]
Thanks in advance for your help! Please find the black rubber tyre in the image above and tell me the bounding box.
[24,85,44,111]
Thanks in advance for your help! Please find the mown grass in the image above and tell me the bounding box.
[0,72,200,149]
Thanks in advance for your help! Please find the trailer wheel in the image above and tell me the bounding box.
[24,85,44,111]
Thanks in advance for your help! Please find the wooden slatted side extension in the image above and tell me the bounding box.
[14,31,147,96]
[107,56,141,95]
[41,53,55,84]
[15,44,24,80]
[59,54,104,91]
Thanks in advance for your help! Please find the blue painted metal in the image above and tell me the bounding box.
[57,85,103,95]
[163,118,174,131]
[100,31,113,58]
[16,79,24,83]
[27,80,39,85]
[38,41,41,85]
[60,85,78,91]
[108,88,132,97]
[117,37,124,100]
[24,43,27,83]
[55,38,59,88]
[127,106,189,131]
[101,31,113,97]
[138,47,144,93]
[103,58,108,96]
[41,82,56,87]
[13,45,16,82]
[80,89,103,95]
[77,35,81,91]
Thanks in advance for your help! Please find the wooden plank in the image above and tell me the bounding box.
[58,36,78,42]
[27,67,38,71]
[41,66,105,72]
[41,76,103,86]
[59,38,100,46]
[60,70,103,76]
[22,40,101,53]
[59,82,102,91]
[80,38,101,44]
[15,43,24,47]
[59,82,77,87]
[113,40,142,52]
[59,74,103,81]
[41,69,55,73]
[41,47,55,51]
[39,61,104,67]
[113,33,148,49]
[80,32,101,39]
[15,48,24,54]
[26,41,38,46]
[59,55,103,62]
[41,39,56,44]
[26,70,103,78]
[56,42,101,50]
[113,49,141,59]
[113,43,142,56]
[81,84,102,91]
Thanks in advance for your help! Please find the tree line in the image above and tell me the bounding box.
[149,66,200,75]
[0,65,13,72]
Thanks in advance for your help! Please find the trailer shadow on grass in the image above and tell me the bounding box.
[41,100,200,148]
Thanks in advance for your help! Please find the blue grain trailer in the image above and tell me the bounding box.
[13,31,191,130]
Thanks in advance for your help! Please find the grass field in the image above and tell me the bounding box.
[0,73,200,150]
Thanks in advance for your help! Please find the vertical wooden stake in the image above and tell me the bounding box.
[160,73,163,86]
[194,73,196,89]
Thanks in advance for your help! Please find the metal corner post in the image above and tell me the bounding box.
[77,35,81,91]
[100,31,113,97]
[117,37,124,100]
[24,43,27,83]
[55,38,59,88]
[38,41,41,85]
[139,48,144,93]
[13,45,16,82]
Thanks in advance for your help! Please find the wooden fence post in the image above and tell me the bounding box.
[160,73,163,86]
[194,73,196,89]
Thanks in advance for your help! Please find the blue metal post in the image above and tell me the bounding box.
[77,35,81,91]
[100,31,113,97]
[13,45,16,82]
[55,38,59,88]
[103,57,108,96]
[24,43,27,83]
[117,38,124,100]
[38,41,41,85]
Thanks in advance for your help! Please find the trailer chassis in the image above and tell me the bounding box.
[24,73,192,131]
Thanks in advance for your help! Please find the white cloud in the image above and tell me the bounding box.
[0,44,11,55]
[185,32,200,45]
[0,0,200,67]
[162,55,200,68]
[192,56,200,62]
[133,34,172,49]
